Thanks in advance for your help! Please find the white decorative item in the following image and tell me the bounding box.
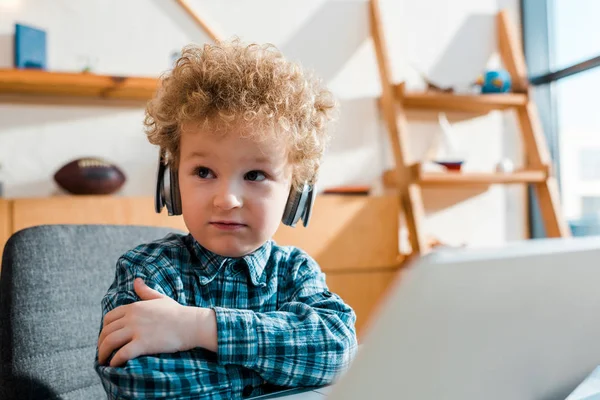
[495,158,515,173]
[437,113,461,159]
[426,113,461,161]
[427,113,465,171]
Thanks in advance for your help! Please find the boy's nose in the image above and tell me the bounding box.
[213,191,242,210]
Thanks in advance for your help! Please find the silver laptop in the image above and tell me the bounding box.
[324,236,600,400]
[250,385,333,399]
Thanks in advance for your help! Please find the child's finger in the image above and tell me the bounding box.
[134,277,166,301]
[98,328,132,366]
[102,306,127,327]
[109,340,143,368]
[98,318,126,349]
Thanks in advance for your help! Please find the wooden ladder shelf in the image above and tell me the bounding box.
[369,0,570,256]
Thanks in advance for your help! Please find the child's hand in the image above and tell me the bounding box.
[97,278,217,367]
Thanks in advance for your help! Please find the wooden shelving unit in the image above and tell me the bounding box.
[370,0,570,256]
[0,69,159,104]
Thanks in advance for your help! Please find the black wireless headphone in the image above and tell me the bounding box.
[155,150,316,228]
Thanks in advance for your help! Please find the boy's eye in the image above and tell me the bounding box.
[245,170,266,182]
[195,167,215,179]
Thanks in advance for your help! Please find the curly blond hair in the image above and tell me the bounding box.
[144,39,337,189]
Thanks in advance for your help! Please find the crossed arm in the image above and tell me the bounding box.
[95,255,358,398]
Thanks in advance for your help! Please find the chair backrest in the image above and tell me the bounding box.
[0,224,181,399]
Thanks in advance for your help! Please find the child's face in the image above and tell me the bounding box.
[178,123,293,257]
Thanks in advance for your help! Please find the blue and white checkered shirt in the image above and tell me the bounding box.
[94,233,357,399]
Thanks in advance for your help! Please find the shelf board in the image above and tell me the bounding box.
[394,85,528,113]
[0,69,159,104]
[418,169,546,186]
[383,167,547,188]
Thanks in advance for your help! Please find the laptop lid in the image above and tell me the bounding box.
[329,237,600,400]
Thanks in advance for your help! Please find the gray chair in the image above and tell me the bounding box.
[0,224,182,400]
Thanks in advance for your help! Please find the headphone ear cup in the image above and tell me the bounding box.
[155,150,182,216]
[169,167,182,216]
[282,188,302,227]
[155,158,166,214]
[301,185,316,227]
[282,184,313,227]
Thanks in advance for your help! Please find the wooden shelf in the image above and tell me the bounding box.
[383,166,547,188]
[393,85,528,113]
[418,169,546,186]
[0,69,159,104]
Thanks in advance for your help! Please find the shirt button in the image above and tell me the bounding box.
[231,261,245,274]
[323,290,333,298]
[242,385,253,397]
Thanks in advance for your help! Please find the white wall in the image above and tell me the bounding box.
[0,0,525,246]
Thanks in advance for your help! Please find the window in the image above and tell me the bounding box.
[554,0,600,71]
[523,0,600,237]
[581,196,600,215]
[578,148,600,182]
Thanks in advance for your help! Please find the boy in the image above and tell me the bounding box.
[94,40,358,399]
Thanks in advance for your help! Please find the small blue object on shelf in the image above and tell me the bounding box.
[476,69,511,93]
[14,23,47,69]
[568,214,600,237]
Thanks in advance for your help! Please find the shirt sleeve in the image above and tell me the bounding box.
[213,254,358,388]
[94,254,231,400]
[99,253,171,312]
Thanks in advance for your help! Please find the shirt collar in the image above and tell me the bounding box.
[190,236,272,287]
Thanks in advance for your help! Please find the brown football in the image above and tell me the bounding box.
[54,157,126,195]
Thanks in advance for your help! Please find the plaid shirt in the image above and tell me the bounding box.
[94,233,357,399]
